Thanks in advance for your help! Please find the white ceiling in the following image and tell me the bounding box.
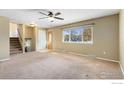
[0,9,120,28]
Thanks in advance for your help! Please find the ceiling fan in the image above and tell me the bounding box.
[38,10,64,22]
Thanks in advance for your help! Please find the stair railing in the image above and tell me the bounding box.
[17,29,23,52]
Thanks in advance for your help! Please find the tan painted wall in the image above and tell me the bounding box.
[47,14,119,61]
[25,26,34,38]
[119,10,124,73]
[0,16,9,60]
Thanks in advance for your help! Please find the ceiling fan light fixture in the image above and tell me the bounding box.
[38,11,64,22]
[48,17,54,21]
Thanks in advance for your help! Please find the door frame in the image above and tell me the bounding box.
[47,31,53,49]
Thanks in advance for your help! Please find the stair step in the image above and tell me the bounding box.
[10,48,22,51]
[10,39,19,41]
[10,41,20,42]
[10,37,22,55]
[10,49,22,53]
[10,44,21,46]
[10,38,19,40]
[10,48,21,50]
[10,51,22,55]
[10,42,20,44]
[10,37,19,38]
[10,46,21,48]
[10,38,19,41]
[10,41,19,43]
[10,50,22,52]
[9,40,19,42]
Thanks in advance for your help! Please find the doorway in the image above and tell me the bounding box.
[37,29,47,50]
[47,32,52,49]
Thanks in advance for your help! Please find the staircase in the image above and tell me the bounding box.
[10,37,22,55]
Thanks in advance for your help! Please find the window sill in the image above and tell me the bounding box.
[62,41,93,44]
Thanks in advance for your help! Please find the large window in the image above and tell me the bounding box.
[63,25,93,44]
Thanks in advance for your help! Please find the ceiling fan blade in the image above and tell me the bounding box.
[54,17,64,20]
[38,17,49,19]
[55,12,61,16]
[39,12,48,16]
[41,9,51,13]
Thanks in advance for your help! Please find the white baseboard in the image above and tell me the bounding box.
[62,50,124,75]
[119,62,124,75]
[60,50,124,75]
[96,57,119,63]
[0,58,10,62]
[67,51,91,57]
[54,49,119,62]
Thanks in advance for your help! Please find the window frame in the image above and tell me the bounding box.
[62,25,93,44]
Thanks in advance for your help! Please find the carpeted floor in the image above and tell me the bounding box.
[0,51,123,79]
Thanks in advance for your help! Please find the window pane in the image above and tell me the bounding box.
[83,27,92,42]
[70,28,83,42]
[63,30,70,42]
[63,26,93,44]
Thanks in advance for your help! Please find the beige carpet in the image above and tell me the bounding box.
[0,51,123,79]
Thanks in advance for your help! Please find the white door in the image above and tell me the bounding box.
[37,29,46,50]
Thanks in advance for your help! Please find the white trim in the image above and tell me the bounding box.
[62,41,93,44]
[63,24,94,31]
[54,49,119,63]
[63,50,124,75]
[0,58,10,62]
[62,26,94,44]
[96,57,119,63]
[119,62,124,75]
[67,51,95,57]
[70,52,119,63]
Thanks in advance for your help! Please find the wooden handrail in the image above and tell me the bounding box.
[17,29,22,42]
